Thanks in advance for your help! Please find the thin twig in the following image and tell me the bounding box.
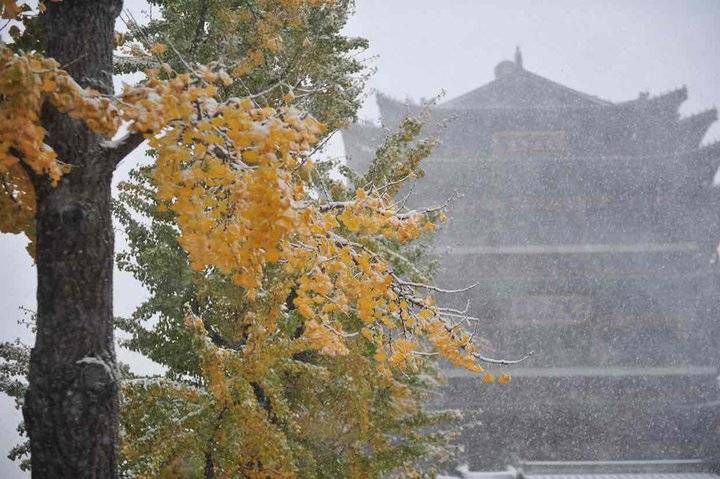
[473,351,534,365]
[394,277,478,294]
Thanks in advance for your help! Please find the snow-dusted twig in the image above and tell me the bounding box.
[395,202,448,220]
[124,377,208,395]
[472,351,534,365]
[394,277,478,294]
[373,174,411,194]
[103,132,147,167]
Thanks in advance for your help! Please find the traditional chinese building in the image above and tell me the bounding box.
[342,49,720,468]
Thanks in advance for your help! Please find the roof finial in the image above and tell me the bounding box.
[515,45,523,69]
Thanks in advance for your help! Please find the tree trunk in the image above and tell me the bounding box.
[22,1,123,477]
[204,450,215,479]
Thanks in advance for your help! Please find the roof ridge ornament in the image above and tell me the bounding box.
[494,47,524,79]
[515,45,523,69]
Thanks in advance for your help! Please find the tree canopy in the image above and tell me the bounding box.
[115,124,463,475]
[0,1,514,476]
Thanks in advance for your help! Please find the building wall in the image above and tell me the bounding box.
[342,85,720,466]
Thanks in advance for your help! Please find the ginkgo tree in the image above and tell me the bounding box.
[112,3,476,475]
[0,0,522,477]
[115,121,467,477]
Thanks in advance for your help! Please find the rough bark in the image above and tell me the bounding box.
[22,1,123,477]
[204,450,215,479]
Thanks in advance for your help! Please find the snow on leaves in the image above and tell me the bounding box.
[0,40,497,376]
[0,46,119,237]
[0,1,510,476]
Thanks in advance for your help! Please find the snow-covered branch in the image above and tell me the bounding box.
[472,351,534,365]
[103,132,147,167]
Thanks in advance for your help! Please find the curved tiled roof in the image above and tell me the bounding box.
[438,63,611,110]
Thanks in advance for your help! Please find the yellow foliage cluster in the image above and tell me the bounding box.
[0,1,515,475]
[0,45,119,237]
[109,68,484,375]
[124,309,451,477]
[1,0,23,20]
[0,41,491,375]
[161,0,335,78]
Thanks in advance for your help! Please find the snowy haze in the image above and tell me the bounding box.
[1,1,719,476]
[345,0,720,144]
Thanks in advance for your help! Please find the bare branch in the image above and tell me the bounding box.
[396,180,417,209]
[395,202,448,220]
[375,243,431,283]
[412,351,439,357]
[317,200,354,212]
[394,277,478,294]
[472,351,534,365]
[437,310,481,322]
[324,323,359,338]
[102,132,146,167]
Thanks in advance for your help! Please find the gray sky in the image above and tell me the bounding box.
[1,1,719,476]
[346,0,720,142]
